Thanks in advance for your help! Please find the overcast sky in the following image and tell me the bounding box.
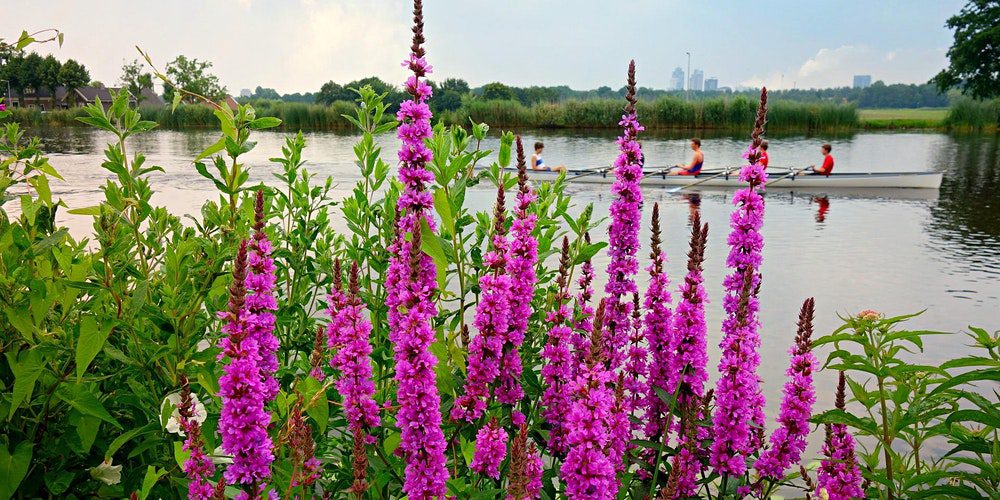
[7,0,964,94]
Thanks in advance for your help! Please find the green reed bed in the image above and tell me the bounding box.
[945,98,1000,131]
[450,95,858,131]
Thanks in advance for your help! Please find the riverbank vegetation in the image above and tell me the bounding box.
[3,7,998,498]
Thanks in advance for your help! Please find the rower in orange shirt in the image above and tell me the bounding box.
[811,143,834,175]
[758,140,769,169]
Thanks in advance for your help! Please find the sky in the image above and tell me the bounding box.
[6,0,965,95]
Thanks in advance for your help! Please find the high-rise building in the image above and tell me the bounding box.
[671,67,685,90]
[240,88,252,98]
[704,78,719,92]
[690,69,704,92]
[852,75,872,89]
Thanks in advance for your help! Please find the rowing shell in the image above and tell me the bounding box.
[516,168,943,189]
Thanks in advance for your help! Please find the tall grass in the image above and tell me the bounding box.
[945,98,1000,131]
[10,96,860,131]
[450,96,858,131]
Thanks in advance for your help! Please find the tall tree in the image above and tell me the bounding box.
[38,55,61,96]
[252,86,281,100]
[120,58,153,106]
[162,55,226,103]
[480,82,517,101]
[17,52,43,95]
[58,59,90,105]
[933,0,1000,99]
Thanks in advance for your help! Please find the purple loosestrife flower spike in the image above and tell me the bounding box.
[497,136,539,405]
[453,186,512,422]
[541,237,574,454]
[572,232,596,366]
[287,395,321,487]
[711,87,770,477]
[603,60,645,371]
[816,372,864,500]
[560,299,618,499]
[246,190,280,401]
[383,1,449,496]
[642,203,675,439]
[326,259,347,352]
[217,240,275,487]
[755,298,817,480]
[178,375,216,499]
[330,263,381,438]
[471,419,508,480]
[663,215,710,497]
[507,424,543,500]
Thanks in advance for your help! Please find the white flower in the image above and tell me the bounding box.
[211,445,234,465]
[89,458,122,485]
[161,392,207,436]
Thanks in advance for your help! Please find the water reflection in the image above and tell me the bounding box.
[812,196,830,223]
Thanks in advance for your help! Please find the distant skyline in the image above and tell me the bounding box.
[7,0,965,95]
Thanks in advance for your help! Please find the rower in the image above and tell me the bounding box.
[759,140,769,169]
[810,143,834,176]
[670,138,704,175]
[531,141,567,173]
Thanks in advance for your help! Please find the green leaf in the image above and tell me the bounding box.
[76,413,101,454]
[76,316,111,378]
[0,440,33,500]
[418,218,449,290]
[927,368,1000,399]
[171,92,182,112]
[383,432,401,456]
[139,466,166,500]
[43,471,74,495]
[67,205,102,216]
[300,376,329,434]
[6,349,43,419]
[195,137,227,162]
[56,383,121,428]
[249,117,282,129]
[106,423,158,458]
[4,307,36,342]
[433,188,453,230]
[574,241,608,265]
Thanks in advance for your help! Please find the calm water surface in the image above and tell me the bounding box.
[28,126,1000,455]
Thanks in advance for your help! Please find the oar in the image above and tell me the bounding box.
[765,166,813,187]
[565,166,613,182]
[666,167,734,193]
[645,165,683,177]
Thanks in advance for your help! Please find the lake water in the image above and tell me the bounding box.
[26,126,1000,457]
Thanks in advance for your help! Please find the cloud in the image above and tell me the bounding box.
[741,45,948,90]
[280,1,411,92]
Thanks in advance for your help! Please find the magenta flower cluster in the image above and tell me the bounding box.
[178,377,216,499]
[217,240,275,487]
[246,191,280,402]
[603,60,645,372]
[755,298,817,480]
[471,420,508,480]
[383,1,449,496]
[453,190,513,422]
[541,239,575,454]
[817,373,864,499]
[560,358,617,498]
[497,150,538,405]
[711,104,770,477]
[642,205,674,439]
[329,263,381,439]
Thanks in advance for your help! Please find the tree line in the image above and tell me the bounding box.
[0,51,90,100]
[243,76,954,111]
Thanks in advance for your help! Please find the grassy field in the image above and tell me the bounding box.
[859,108,948,129]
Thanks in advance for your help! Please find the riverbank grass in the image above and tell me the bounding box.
[859,108,949,129]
